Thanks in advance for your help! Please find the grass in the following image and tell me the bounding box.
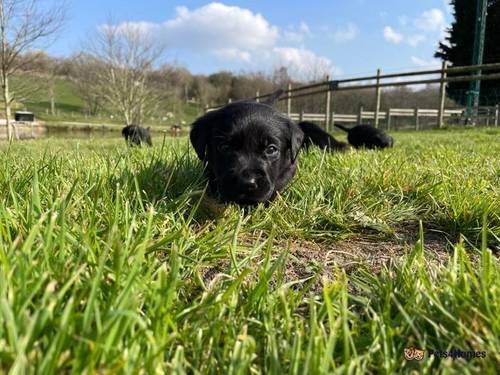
[0,128,499,373]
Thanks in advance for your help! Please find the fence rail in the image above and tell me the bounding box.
[206,62,500,130]
[287,107,497,131]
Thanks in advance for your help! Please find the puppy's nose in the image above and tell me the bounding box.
[241,176,258,191]
[239,169,260,191]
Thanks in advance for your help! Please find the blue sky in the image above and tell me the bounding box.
[48,0,452,79]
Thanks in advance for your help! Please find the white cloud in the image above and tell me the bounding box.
[282,22,312,44]
[414,9,446,32]
[407,34,426,47]
[299,22,311,36]
[384,8,448,47]
[272,47,340,79]
[161,3,279,54]
[104,3,339,81]
[283,30,305,44]
[213,49,252,62]
[333,23,359,43]
[383,26,403,44]
[411,56,441,67]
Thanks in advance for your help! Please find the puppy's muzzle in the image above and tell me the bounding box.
[219,168,273,204]
[239,169,262,192]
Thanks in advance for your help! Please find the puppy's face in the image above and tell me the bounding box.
[190,103,303,205]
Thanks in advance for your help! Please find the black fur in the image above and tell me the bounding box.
[334,124,394,149]
[122,125,152,147]
[190,91,304,205]
[298,121,350,152]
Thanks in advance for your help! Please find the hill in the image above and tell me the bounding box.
[8,74,203,128]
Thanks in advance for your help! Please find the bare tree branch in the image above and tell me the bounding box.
[0,0,66,141]
[86,21,166,125]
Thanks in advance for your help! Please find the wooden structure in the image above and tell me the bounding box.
[207,62,500,130]
[15,111,35,122]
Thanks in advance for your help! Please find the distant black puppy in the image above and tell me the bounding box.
[298,121,350,152]
[190,91,304,205]
[122,125,152,147]
[334,124,394,149]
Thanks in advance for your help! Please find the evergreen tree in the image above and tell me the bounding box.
[436,0,500,105]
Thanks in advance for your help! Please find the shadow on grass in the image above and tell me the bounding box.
[135,155,204,202]
[113,147,232,224]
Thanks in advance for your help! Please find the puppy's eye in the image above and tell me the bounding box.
[265,144,279,156]
[217,143,231,153]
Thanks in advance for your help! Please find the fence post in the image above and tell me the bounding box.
[414,108,420,130]
[486,108,490,127]
[287,83,292,118]
[387,109,392,130]
[204,104,209,113]
[331,112,335,129]
[228,98,232,104]
[438,61,448,128]
[299,110,304,122]
[357,105,364,124]
[374,68,382,128]
[256,91,260,103]
[495,104,499,126]
[324,76,331,132]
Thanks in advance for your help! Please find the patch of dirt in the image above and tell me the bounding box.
[196,222,453,294]
[282,224,451,293]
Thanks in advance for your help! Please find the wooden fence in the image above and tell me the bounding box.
[206,61,500,130]
[288,106,498,130]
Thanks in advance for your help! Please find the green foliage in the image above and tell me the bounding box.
[0,129,499,373]
[436,0,500,105]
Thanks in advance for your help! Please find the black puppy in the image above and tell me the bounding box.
[122,125,153,147]
[190,92,304,205]
[334,124,393,149]
[298,121,350,152]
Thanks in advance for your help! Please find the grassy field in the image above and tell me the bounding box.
[0,128,499,373]
[11,74,202,127]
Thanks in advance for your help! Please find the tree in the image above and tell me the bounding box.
[436,0,500,105]
[88,22,166,125]
[72,54,104,116]
[272,66,291,87]
[189,75,217,107]
[153,64,192,102]
[208,71,233,102]
[0,0,66,141]
[229,73,275,101]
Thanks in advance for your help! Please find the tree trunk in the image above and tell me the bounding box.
[2,76,13,142]
[50,84,56,115]
[124,110,131,125]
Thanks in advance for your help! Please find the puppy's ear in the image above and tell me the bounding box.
[288,121,304,163]
[262,89,284,107]
[190,114,213,161]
